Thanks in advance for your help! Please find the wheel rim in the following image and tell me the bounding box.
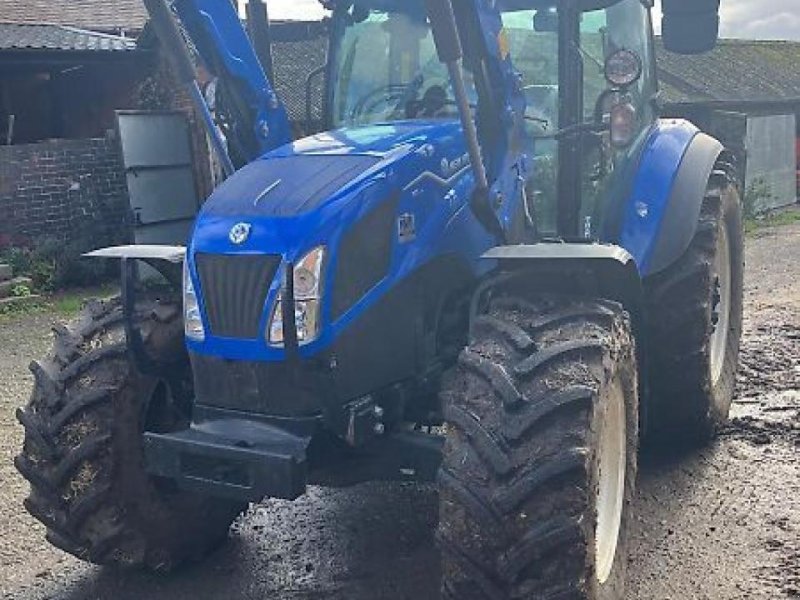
[595,384,626,585]
[710,225,732,385]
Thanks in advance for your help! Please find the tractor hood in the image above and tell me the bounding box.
[192,119,470,256]
[201,120,464,218]
[186,118,490,361]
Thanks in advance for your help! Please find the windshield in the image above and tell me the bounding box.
[329,7,561,129]
[331,9,459,128]
[329,2,650,131]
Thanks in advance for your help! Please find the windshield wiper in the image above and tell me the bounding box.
[574,41,604,72]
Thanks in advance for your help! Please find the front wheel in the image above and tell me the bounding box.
[15,296,244,571]
[438,293,638,599]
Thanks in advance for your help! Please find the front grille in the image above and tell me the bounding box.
[196,253,280,339]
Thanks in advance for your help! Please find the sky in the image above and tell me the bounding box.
[257,0,800,42]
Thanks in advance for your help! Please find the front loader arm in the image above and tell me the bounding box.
[143,0,291,170]
[424,0,528,242]
[173,0,291,160]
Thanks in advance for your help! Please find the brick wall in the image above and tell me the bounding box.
[0,134,131,249]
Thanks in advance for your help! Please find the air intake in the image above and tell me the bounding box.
[195,253,280,339]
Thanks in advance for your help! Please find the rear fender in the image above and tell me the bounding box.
[619,121,724,277]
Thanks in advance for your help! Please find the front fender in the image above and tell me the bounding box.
[618,120,724,277]
[481,242,650,432]
[84,245,188,376]
[482,243,642,319]
[84,245,186,263]
[84,245,186,288]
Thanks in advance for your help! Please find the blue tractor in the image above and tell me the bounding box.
[17,0,740,597]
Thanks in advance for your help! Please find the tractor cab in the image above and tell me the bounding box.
[323,0,658,240]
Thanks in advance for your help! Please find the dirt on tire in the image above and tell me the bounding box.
[643,163,744,443]
[14,296,243,572]
[438,294,639,599]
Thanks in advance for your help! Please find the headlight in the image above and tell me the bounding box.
[268,246,326,346]
[183,260,205,342]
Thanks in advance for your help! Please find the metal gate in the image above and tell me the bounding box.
[116,110,200,245]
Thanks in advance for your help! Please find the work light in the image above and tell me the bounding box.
[268,246,326,346]
[183,260,206,342]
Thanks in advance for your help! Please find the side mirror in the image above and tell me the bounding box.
[661,0,720,54]
[424,0,462,63]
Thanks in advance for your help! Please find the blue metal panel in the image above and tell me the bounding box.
[203,120,464,217]
[617,118,699,275]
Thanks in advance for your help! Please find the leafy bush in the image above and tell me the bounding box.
[2,247,33,278]
[1,223,120,293]
[11,284,32,298]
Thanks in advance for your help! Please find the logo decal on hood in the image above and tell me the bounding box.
[229,222,252,245]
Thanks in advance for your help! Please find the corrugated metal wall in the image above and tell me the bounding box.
[746,114,797,212]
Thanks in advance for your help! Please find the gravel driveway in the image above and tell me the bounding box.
[1,220,798,600]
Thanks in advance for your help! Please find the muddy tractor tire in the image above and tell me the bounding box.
[438,294,638,599]
[644,165,744,443]
[15,296,244,571]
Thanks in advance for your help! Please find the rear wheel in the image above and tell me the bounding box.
[438,293,638,599]
[644,165,744,443]
[15,296,244,570]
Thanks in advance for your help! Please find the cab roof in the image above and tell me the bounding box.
[326,0,624,12]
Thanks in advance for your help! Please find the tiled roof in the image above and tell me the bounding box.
[657,38,800,106]
[0,23,137,52]
[0,0,147,34]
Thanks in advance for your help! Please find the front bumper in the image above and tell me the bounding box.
[144,418,310,501]
[143,409,445,502]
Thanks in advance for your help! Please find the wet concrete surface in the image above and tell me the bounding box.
[1,219,799,600]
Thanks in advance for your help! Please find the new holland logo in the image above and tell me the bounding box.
[229,222,252,245]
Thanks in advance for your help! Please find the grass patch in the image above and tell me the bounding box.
[51,285,119,317]
[745,206,800,236]
[0,284,118,322]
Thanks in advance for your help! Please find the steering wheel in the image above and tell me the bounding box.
[406,84,450,118]
[523,84,558,131]
[350,85,410,122]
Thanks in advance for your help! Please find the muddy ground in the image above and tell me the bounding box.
[1,220,798,600]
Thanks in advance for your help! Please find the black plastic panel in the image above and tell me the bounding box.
[191,352,330,417]
[196,253,280,339]
[331,197,398,320]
